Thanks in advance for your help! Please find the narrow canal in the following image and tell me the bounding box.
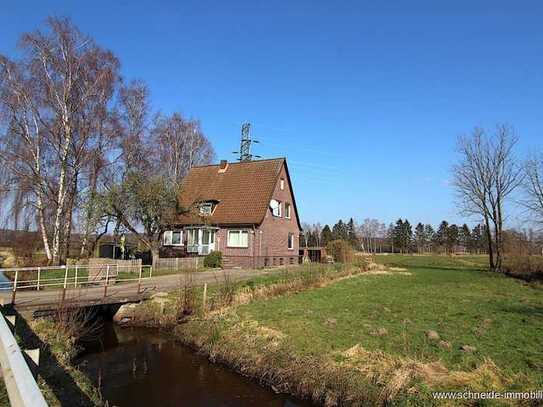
[77,322,310,406]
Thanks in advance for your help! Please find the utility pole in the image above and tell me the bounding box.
[233,122,261,162]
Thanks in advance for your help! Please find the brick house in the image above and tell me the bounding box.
[161,158,302,268]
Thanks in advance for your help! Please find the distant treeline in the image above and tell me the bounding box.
[301,218,543,255]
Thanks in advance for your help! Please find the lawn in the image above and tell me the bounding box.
[235,255,543,392]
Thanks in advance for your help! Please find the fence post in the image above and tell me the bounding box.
[150,265,153,278]
[104,265,110,298]
[74,265,78,288]
[37,267,41,291]
[11,270,18,304]
[62,266,68,303]
[202,283,207,313]
[137,264,143,295]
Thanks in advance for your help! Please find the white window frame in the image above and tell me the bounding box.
[187,228,199,246]
[285,202,291,219]
[280,178,285,190]
[199,202,213,216]
[227,230,249,248]
[288,233,294,250]
[270,199,282,217]
[163,230,183,246]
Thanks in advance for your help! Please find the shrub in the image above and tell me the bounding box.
[502,256,543,282]
[204,251,222,268]
[326,240,354,263]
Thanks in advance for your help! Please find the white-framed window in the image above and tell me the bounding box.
[199,202,213,216]
[270,199,281,217]
[280,178,285,190]
[187,229,199,246]
[227,230,249,248]
[288,233,294,250]
[285,203,291,219]
[163,230,183,246]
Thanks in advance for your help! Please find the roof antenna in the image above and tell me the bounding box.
[232,122,261,161]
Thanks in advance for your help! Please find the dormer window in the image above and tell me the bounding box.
[199,202,215,216]
[270,199,282,217]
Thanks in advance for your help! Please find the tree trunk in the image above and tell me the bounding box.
[151,247,160,273]
[51,143,71,263]
[484,214,495,271]
[37,199,52,262]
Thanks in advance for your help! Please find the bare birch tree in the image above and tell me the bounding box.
[452,125,522,271]
[0,17,119,264]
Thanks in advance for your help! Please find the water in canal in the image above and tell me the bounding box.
[77,322,311,407]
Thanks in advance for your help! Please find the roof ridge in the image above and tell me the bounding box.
[191,157,285,169]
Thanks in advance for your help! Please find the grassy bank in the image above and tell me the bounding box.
[124,255,542,405]
[0,312,103,407]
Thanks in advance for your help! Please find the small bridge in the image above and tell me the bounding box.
[0,264,274,312]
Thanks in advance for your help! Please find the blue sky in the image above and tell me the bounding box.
[2,1,542,227]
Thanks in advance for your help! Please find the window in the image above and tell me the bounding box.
[199,202,213,216]
[288,233,294,250]
[228,230,249,247]
[187,229,199,246]
[285,203,291,219]
[163,230,183,246]
[280,178,285,190]
[270,199,281,217]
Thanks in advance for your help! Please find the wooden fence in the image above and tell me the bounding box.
[155,257,203,273]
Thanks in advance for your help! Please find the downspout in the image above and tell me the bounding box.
[252,225,257,269]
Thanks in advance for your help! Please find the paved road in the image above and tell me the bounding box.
[0,268,281,311]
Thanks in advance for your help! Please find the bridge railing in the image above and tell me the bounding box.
[0,264,153,304]
[0,310,48,406]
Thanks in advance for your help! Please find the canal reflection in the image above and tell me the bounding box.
[78,322,310,407]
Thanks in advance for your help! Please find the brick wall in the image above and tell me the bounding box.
[257,164,300,260]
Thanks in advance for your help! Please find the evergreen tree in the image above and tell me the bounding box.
[321,225,333,246]
[332,219,348,241]
[424,224,435,252]
[402,219,413,252]
[393,219,404,253]
[435,221,449,252]
[414,222,426,253]
[346,218,359,249]
[446,224,459,253]
[460,224,472,253]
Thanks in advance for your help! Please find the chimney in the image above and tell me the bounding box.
[218,160,229,173]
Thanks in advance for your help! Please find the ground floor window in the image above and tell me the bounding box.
[228,230,249,247]
[288,232,294,250]
[187,229,199,246]
[163,230,183,246]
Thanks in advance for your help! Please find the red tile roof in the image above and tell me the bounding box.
[176,158,289,226]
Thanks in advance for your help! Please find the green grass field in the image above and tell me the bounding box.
[234,254,543,391]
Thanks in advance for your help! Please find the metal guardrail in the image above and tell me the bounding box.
[0,264,153,305]
[0,311,48,407]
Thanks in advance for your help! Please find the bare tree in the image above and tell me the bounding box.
[153,113,214,185]
[101,81,214,268]
[522,153,543,228]
[0,17,119,264]
[453,125,523,271]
